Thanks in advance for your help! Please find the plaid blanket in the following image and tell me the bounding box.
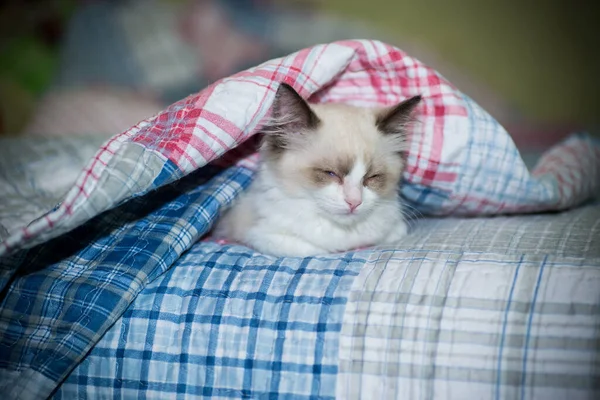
[2,40,598,256]
[1,40,599,399]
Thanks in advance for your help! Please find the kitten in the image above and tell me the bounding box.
[213,83,421,257]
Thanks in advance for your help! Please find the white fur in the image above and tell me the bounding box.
[214,161,408,258]
[213,94,416,257]
[311,160,373,221]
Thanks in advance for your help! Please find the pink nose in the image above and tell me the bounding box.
[345,198,362,212]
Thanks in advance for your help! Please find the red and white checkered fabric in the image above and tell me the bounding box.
[1,40,598,256]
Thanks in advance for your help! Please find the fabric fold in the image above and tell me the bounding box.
[1,40,597,259]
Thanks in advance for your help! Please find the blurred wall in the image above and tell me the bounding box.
[319,1,599,125]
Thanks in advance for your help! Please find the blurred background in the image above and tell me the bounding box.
[0,0,598,147]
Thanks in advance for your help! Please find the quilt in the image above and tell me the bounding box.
[1,40,599,399]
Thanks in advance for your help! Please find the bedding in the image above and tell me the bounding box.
[0,134,112,238]
[0,40,599,400]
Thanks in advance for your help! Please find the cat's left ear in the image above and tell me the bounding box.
[376,95,422,135]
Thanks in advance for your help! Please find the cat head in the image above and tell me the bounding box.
[261,83,421,224]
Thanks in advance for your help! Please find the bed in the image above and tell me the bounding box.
[1,131,598,400]
[1,2,599,400]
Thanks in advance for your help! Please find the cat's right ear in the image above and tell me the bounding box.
[263,83,320,154]
[271,83,320,131]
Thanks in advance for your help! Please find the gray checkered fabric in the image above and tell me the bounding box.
[338,204,600,400]
[0,135,110,239]
[396,204,600,258]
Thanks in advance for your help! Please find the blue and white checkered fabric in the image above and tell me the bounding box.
[54,242,367,399]
[1,28,600,398]
[2,161,599,399]
[0,165,253,399]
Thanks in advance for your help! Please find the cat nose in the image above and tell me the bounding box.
[345,198,362,212]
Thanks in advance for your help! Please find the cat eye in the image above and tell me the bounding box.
[315,169,341,183]
[366,174,382,180]
[364,174,384,185]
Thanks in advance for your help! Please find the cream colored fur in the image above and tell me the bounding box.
[213,85,419,257]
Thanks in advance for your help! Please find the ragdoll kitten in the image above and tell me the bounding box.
[213,83,421,257]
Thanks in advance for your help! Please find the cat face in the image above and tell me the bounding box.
[261,83,421,224]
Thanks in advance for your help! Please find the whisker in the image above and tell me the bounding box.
[400,202,424,231]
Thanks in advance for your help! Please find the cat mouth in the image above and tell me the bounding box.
[341,208,365,218]
[323,208,359,219]
[334,211,368,226]
[319,204,366,220]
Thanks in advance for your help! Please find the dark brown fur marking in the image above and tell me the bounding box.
[307,154,356,186]
[363,173,387,192]
[309,168,339,186]
[376,95,422,135]
[263,83,321,157]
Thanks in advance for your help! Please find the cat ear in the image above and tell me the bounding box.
[376,95,422,135]
[263,83,321,154]
[271,83,320,132]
